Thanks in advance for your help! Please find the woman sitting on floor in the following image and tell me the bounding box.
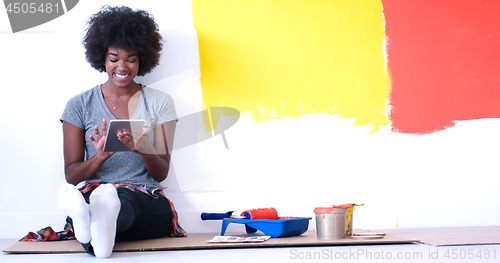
[58,5,185,258]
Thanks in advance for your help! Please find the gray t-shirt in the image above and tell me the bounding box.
[60,84,177,189]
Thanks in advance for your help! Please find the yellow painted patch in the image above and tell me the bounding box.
[192,0,391,132]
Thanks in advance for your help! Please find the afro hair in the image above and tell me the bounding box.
[82,6,163,76]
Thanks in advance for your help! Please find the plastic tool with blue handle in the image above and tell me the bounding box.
[201,211,247,220]
[202,208,279,220]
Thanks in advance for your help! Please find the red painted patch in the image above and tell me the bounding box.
[383,0,500,134]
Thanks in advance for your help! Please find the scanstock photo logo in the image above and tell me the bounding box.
[3,0,79,33]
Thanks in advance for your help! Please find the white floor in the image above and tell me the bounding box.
[3,238,500,263]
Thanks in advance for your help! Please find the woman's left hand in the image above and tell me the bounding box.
[117,128,155,154]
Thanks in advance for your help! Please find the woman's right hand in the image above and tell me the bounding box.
[89,118,115,160]
[63,119,112,185]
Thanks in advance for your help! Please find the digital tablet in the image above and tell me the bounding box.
[103,119,145,152]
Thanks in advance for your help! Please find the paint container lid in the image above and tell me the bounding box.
[331,203,353,208]
[314,207,348,214]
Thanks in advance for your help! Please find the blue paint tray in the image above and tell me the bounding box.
[221,217,311,238]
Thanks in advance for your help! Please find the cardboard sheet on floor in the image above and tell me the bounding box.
[381,226,500,246]
[3,231,417,254]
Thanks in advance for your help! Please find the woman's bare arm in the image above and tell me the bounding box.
[63,119,114,185]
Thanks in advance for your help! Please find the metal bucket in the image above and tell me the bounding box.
[314,207,347,239]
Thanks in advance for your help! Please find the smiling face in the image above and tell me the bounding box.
[104,47,140,89]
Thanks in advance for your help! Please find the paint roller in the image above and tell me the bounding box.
[201,207,278,220]
[240,207,278,219]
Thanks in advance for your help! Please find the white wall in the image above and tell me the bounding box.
[1,0,499,239]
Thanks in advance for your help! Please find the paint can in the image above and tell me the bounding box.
[314,207,348,239]
[346,206,354,236]
[334,203,361,236]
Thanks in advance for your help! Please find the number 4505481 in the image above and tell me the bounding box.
[444,249,496,260]
[6,2,61,14]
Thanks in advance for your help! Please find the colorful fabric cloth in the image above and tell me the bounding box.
[20,181,186,242]
[20,217,75,242]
